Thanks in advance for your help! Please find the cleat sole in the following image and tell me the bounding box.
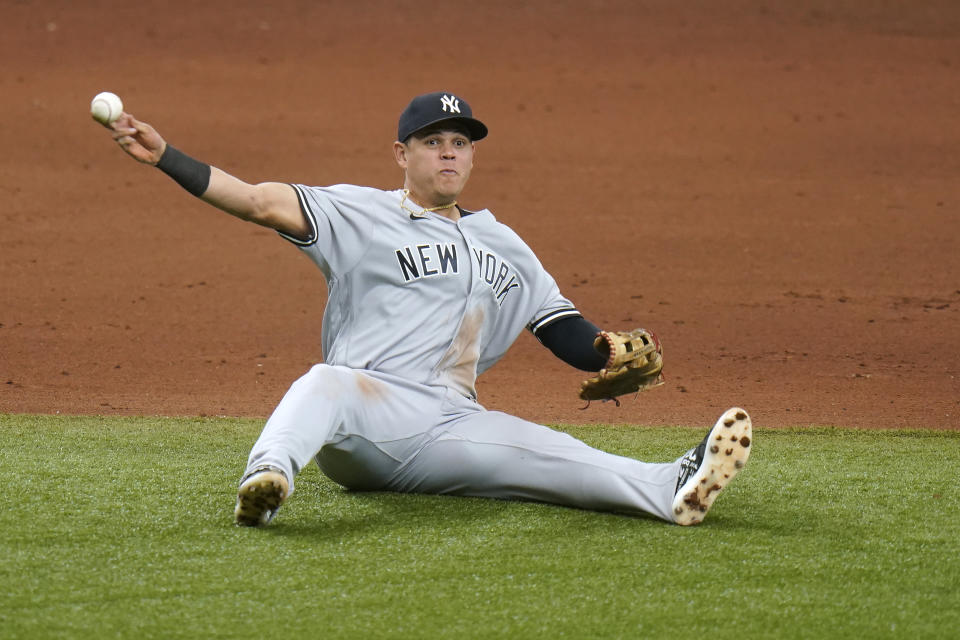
[672,407,752,526]
[234,469,288,527]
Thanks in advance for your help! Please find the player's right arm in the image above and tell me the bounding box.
[109,113,310,241]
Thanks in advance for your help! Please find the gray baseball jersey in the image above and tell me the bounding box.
[283,184,579,398]
[245,184,683,522]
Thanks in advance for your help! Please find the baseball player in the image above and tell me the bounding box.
[104,91,752,527]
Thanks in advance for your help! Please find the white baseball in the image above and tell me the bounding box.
[90,91,123,125]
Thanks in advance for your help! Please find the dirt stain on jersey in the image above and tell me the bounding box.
[436,306,483,398]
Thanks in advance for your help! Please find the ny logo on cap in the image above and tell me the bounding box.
[440,95,461,114]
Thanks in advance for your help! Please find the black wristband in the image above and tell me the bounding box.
[156,144,211,197]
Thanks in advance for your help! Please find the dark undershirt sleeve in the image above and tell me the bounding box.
[534,315,607,371]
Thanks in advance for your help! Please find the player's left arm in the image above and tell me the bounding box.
[523,268,664,399]
[534,316,608,371]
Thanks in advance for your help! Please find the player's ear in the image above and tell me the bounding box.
[393,141,408,168]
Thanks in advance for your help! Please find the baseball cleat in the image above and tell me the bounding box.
[672,407,752,526]
[234,466,289,527]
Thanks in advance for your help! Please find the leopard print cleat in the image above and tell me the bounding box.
[234,466,289,527]
[672,407,752,526]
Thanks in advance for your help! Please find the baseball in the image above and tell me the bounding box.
[90,91,123,125]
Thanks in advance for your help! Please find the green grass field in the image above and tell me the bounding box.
[1,415,957,639]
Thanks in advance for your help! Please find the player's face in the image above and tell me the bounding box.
[395,126,475,206]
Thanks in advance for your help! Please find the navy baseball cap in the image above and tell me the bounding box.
[397,92,488,142]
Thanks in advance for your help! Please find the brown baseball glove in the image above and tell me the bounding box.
[579,328,664,403]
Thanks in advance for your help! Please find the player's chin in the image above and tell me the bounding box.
[436,172,468,195]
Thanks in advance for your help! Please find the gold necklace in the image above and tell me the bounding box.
[400,189,457,217]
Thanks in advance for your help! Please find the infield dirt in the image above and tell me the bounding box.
[2,1,958,429]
